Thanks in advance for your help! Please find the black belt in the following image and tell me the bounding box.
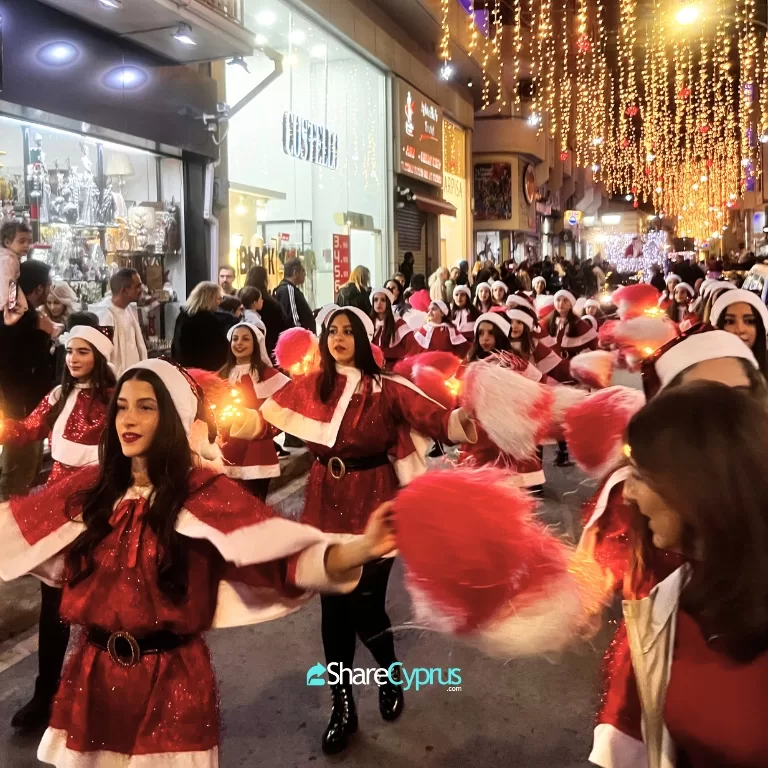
[87,627,194,668]
[316,453,389,480]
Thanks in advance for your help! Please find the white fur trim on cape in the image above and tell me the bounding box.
[224,463,281,480]
[583,466,633,531]
[48,388,100,468]
[38,729,218,768]
[560,324,598,349]
[228,365,289,400]
[414,322,467,349]
[589,723,648,768]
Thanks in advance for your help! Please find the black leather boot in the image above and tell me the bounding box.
[11,677,55,732]
[321,683,358,755]
[378,665,405,722]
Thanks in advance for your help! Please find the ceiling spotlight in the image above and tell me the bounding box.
[761,134,768,144]
[37,42,80,66]
[440,63,453,80]
[173,23,197,45]
[700,174,708,182]
[591,163,600,172]
[227,55,250,73]
[591,137,604,146]
[290,29,306,44]
[656,186,663,193]
[467,79,473,88]
[625,194,633,201]
[283,53,297,68]
[255,34,268,46]
[741,157,751,167]
[98,0,123,7]
[256,11,275,26]
[646,153,655,162]
[527,113,541,127]
[310,44,327,58]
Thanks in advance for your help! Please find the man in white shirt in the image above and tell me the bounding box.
[97,268,148,375]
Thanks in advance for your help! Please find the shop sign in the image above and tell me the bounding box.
[395,79,443,187]
[280,232,290,241]
[332,234,350,295]
[282,112,339,170]
[565,210,583,227]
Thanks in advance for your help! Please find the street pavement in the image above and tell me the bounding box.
[0,450,611,767]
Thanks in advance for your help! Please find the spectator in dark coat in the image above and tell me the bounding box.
[171,281,230,371]
[399,252,415,288]
[245,266,289,360]
[336,266,372,314]
[456,260,470,286]
[649,264,667,293]
[274,257,314,331]
[0,259,55,499]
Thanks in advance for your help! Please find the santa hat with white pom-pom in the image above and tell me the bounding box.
[393,468,608,657]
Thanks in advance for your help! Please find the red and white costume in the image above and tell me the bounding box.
[220,365,289,479]
[372,315,419,369]
[452,308,477,341]
[414,321,469,357]
[552,316,599,357]
[261,366,474,535]
[0,466,359,768]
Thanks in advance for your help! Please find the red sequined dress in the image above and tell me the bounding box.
[220,365,289,479]
[372,316,419,370]
[1,384,109,485]
[0,467,359,768]
[261,366,473,535]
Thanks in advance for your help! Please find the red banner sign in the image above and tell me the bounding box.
[332,234,350,296]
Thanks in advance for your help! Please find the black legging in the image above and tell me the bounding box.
[38,583,70,696]
[243,478,271,501]
[320,558,396,670]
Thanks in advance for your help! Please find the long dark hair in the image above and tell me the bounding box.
[451,295,480,324]
[548,308,579,337]
[715,310,768,375]
[510,324,535,360]
[371,294,396,347]
[318,310,381,402]
[220,325,267,380]
[65,369,195,602]
[48,342,116,429]
[468,321,512,362]
[385,279,403,306]
[626,381,768,663]
[246,265,269,294]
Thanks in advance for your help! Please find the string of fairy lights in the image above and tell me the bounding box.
[440,0,768,243]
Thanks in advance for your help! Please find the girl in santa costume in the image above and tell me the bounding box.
[218,322,290,500]
[460,312,546,488]
[370,287,418,369]
[657,273,682,310]
[507,306,573,384]
[711,288,768,375]
[450,285,479,341]
[583,298,605,328]
[474,281,493,313]
[2,324,116,733]
[569,328,767,767]
[532,275,547,300]
[664,282,697,329]
[260,306,476,755]
[491,279,508,306]
[0,357,396,768]
[548,290,599,358]
[608,382,768,768]
[694,278,737,323]
[414,300,470,357]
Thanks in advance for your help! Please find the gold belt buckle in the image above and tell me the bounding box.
[107,631,141,668]
[327,456,346,480]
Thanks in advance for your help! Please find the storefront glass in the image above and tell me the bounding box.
[441,120,467,269]
[0,114,185,307]
[228,0,389,307]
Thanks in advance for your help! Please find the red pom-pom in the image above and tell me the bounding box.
[412,364,459,409]
[394,351,461,381]
[274,328,319,375]
[570,350,614,389]
[536,295,556,320]
[394,468,598,656]
[564,386,646,478]
[605,316,680,367]
[371,344,385,369]
[611,284,661,320]
[184,368,229,403]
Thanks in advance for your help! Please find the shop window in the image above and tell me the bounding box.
[229,0,389,307]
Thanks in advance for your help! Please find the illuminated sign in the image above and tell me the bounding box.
[565,210,583,226]
[282,112,338,169]
[395,79,443,187]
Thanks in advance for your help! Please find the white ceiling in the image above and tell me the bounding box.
[36,0,257,63]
